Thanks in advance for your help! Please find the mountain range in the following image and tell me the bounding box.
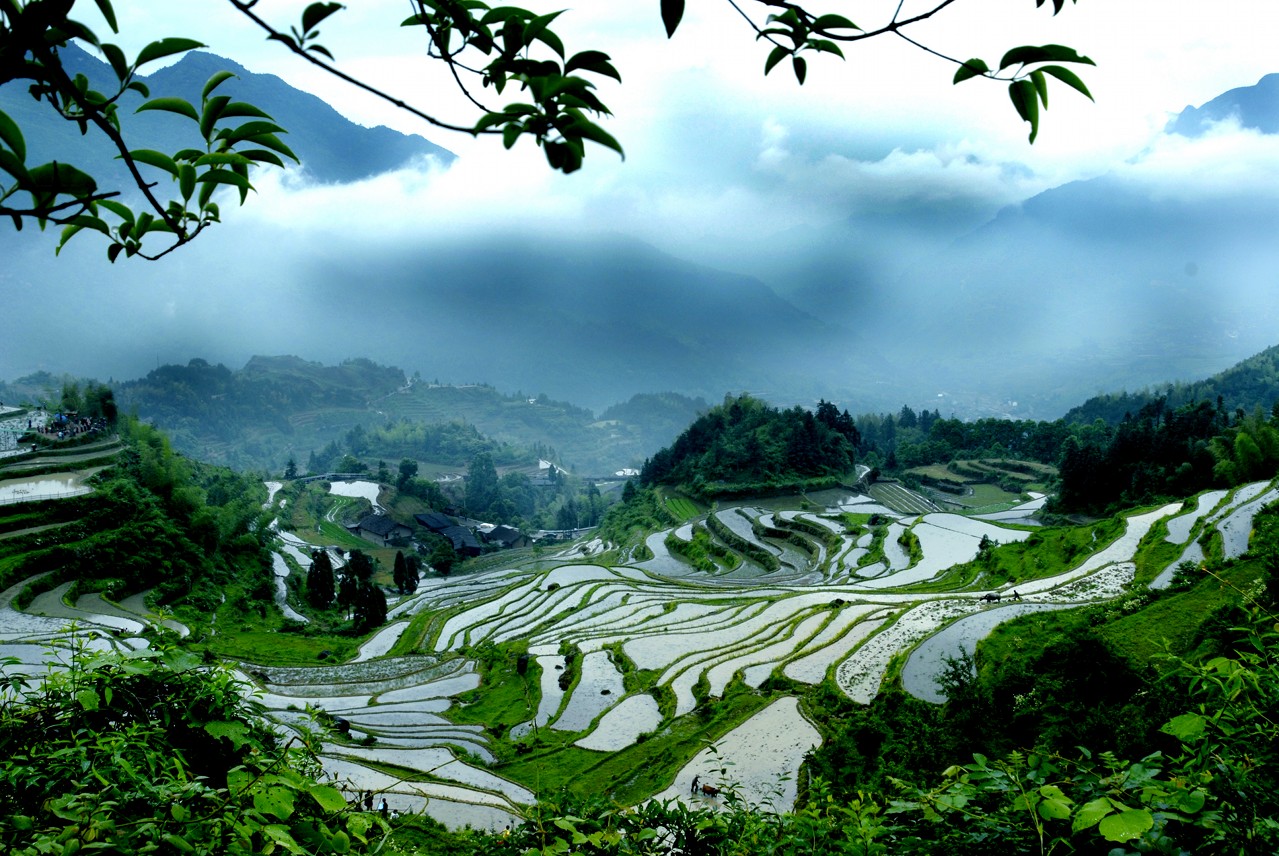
[1,47,1276,422]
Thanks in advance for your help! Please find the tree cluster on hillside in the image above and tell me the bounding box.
[1064,343,1279,426]
[853,405,1072,470]
[114,357,406,468]
[309,418,527,475]
[640,395,859,496]
[0,418,273,613]
[463,451,608,531]
[1055,398,1279,514]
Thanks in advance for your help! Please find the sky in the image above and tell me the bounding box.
[3,0,1279,412]
[87,0,1279,260]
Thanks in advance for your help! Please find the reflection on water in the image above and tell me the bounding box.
[0,473,94,504]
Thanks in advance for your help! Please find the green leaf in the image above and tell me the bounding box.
[29,162,97,195]
[197,168,252,192]
[136,38,205,68]
[812,14,858,31]
[254,786,297,821]
[57,215,109,254]
[1039,64,1093,101]
[179,163,196,200]
[261,824,304,854]
[239,149,287,169]
[564,51,621,81]
[1162,713,1207,743]
[1009,79,1039,142]
[128,149,179,177]
[1098,809,1154,842]
[0,107,26,161]
[792,55,807,85]
[661,0,685,38]
[953,58,990,84]
[220,120,288,145]
[98,199,134,222]
[525,11,565,57]
[999,43,1095,70]
[566,116,623,156]
[101,43,128,81]
[241,133,298,163]
[202,70,237,100]
[161,833,194,854]
[1038,797,1072,820]
[807,39,845,59]
[764,45,789,76]
[203,720,251,749]
[94,0,119,33]
[75,689,99,711]
[309,785,348,813]
[1031,69,1049,107]
[137,97,199,122]
[302,2,344,35]
[200,94,232,141]
[1073,797,1115,832]
[502,124,521,149]
[0,151,29,183]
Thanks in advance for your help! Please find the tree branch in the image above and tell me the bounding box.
[224,0,488,136]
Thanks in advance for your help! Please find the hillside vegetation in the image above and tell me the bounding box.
[3,361,1279,856]
[640,394,860,497]
[108,356,706,474]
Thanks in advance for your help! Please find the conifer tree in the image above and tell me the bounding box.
[305,549,335,609]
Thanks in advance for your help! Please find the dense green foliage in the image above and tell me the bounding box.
[1,418,272,612]
[1056,399,1279,514]
[0,648,386,856]
[641,395,859,497]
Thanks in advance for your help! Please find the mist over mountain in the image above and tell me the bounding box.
[1168,72,1279,136]
[1,49,1277,422]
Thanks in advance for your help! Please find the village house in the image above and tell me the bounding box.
[351,513,413,547]
[484,524,529,549]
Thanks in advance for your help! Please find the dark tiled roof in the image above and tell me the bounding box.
[442,525,482,551]
[414,512,455,531]
[488,525,523,545]
[358,514,409,537]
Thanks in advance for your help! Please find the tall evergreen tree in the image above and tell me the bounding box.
[352,583,387,633]
[466,452,500,516]
[392,551,407,594]
[347,550,374,583]
[305,550,335,609]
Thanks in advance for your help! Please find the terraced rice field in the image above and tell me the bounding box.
[2,479,1276,829]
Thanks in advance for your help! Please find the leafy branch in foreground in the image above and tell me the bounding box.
[3,0,1096,258]
[0,645,386,855]
[1,0,297,261]
[663,0,1093,143]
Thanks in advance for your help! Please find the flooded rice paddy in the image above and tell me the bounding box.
[2,478,1275,828]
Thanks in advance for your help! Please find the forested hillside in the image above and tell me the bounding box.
[640,395,860,496]
[114,357,704,474]
[1064,343,1279,426]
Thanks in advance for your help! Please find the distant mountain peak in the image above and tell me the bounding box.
[1167,73,1279,136]
[2,43,455,188]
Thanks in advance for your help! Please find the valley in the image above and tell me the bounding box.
[3,408,1275,843]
